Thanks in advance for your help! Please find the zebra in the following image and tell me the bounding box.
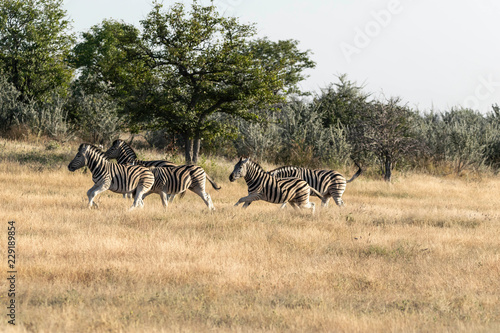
[229,157,322,214]
[104,139,219,204]
[68,143,154,210]
[104,139,177,199]
[144,165,220,210]
[268,163,362,207]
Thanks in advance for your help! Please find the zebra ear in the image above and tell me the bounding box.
[79,143,88,153]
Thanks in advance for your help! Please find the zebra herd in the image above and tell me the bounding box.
[67,140,362,213]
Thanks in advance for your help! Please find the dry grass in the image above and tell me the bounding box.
[1,138,500,332]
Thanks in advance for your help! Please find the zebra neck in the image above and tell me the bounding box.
[117,153,137,165]
[86,152,109,175]
[243,163,265,187]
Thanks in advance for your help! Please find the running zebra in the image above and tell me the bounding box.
[229,157,322,214]
[144,165,220,210]
[68,143,154,209]
[104,139,176,199]
[268,163,362,207]
[104,139,219,203]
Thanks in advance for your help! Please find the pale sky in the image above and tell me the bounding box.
[63,0,500,113]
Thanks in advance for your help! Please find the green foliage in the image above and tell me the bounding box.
[0,73,72,140]
[70,92,123,145]
[69,20,148,103]
[275,100,351,167]
[235,116,282,162]
[21,95,74,140]
[0,73,24,132]
[234,99,352,168]
[315,74,371,128]
[0,0,74,103]
[420,107,500,174]
[484,104,500,168]
[349,97,421,181]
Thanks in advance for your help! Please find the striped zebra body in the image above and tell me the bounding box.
[144,165,219,210]
[68,143,154,209]
[229,157,321,213]
[105,139,176,199]
[104,139,219,204]
[268,164,362,207]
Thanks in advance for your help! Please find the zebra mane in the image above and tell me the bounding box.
[245,158,266,172]
[80,143,109,160]
[269,165,300,172]
[115,139,138,159]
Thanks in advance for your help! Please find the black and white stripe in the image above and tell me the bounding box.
[104,139,176,199]
[68,143,154,209]
[144,165,220,210]
[104,139,177,167]
[229,157,321,213]
[104,139,220,204]
[268,164,362,207]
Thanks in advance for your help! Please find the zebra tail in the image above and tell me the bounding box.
[206,174,221,190]
[346,162,363,183]
[309,187,324,200]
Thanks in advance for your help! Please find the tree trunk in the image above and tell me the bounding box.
[184,135,193,164]
[192,137,201,164]
[384,157,392,182]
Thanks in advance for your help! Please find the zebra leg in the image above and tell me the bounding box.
[297,201,316,214]
[242,202,253,208]
[322,196,331,208]
[169,191,186,203]
[333,197,345,207]
[141,190,153,204]
[287,202,300,211]
[87,183,108,209]
[293,196,316,214]
[234,193,260,207]
[159,191,169,209]
[329,187,346,207]
[131,185,150,209]
[190,187,215,210]
[205,193,215,211]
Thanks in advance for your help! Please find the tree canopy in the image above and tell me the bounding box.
[0,0,74,103]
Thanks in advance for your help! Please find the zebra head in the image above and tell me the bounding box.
[68,143,91,172]
[104,139,124,160]
[229,157,249,182]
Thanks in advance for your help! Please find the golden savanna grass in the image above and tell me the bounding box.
[0,138,499,332]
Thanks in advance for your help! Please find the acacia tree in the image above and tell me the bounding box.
[138,1,315,163]
[350,98,420,182]
[0,0,74,103]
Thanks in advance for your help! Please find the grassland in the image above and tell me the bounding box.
[0,138,499,332]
